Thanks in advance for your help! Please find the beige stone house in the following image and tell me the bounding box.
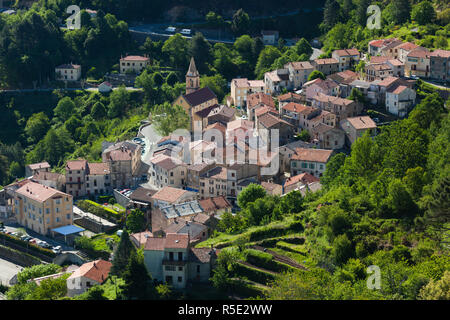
[25,162,51,178]
[143,233,217,289]
[405,48,430,78]
[284,61,314,89]
[55,64,81,81]
[311,123,345,150]
[148,154,187,189]
[102,141,142,189]
[120,55,149,74]
[340,116,377,145]
[311,58,339,76]
[12,181,73,236]
[67,260,111,297]
[310,93,362,122]
[332,48,360,72]
[230,78,265,107]
[283,172,319,194]
[429,49,450,82]
[290,147,334,178]
[385,85,416,118]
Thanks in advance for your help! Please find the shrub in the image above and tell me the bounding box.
[17,264,62,284]
[234,263,276,285]
[244,249,292,273]
[76,200,121,223]
[0,233,55,258]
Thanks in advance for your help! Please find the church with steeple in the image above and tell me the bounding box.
[173,57,218,133]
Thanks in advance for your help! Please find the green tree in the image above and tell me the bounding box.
[188,32,212,74]
[308,70,326,81]
[418,270,450,300]
[297,129,311,142]
[120,250,155,300]
[166,72,178,86]
[25,112,50,142]
[26,275,69,300]
[108,85,130,118]
[152,72,164,87]
[200,74,227,102]
[348,88,366,104]
[237,183,267,209]
[322,153,346,187]
[110,229,136,277]
[255,46,282,79]
[234,35,255,63]
[75,285,108,300]
[9,161,22,179]
[231,9,250,35]
[17,264,62,284]
[411,1,436,25]
[126,209,146,234]
[294,38,313,57]
[356,0,371,26]
[54,97,76,122]
[152,102,190,136]
[322,0,341,31]
[332,234,353,266]
[91,101,107,120]
[6,282,37,300]
[162,33,188,69]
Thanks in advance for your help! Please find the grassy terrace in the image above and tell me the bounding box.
[195,215,304,249]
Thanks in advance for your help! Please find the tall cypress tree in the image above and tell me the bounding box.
[323,0,341,30]
[110,229,136,277]
[120,250,156,300]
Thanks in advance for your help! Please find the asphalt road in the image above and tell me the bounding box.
[0,257,23,286]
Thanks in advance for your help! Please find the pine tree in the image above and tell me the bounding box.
[120,250,155,300]
[356,0,371,26]
[323,0,341,30]
[424,176,450,244]
[110,229,136,277]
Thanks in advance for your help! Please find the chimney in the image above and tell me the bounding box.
[93,261,97,268]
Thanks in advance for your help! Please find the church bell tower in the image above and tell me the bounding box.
[186,57,200,94]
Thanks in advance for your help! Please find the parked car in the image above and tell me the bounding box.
[165,26,176,33]
[52,246,62,254]
[180,29,191,35]
[29,239,37,244]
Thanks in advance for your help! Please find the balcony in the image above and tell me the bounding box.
[162,259,187,266]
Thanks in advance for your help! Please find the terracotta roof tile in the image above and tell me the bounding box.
[67,260,111,284]
[291,147,333,163]
[16,181,68,203]
[284,172,319,188]
[152,186,189,203]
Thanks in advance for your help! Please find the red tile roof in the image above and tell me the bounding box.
[333,48,360,57]
[277,92,303,101]
[152,186,189,203]
[291,148,333,163]
[66,160,88,171]
[27,162,51,170]
[199,196,231,212]
[165,233,189,249]
[87,162,110,175]
[247,92,275,110]
[16,181,68,203]
[121,55,149,61]
[67,259,111,284]
[258,113,292,129]
[345,116,377,130]
[284,172,319,188]
[313,58,338,65]
[282,103,311,113]
[429,49,450,58]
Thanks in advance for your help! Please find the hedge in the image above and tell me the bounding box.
[246,221,304,242]
[76,200,122,223]
[0,233,56,258]
[244,249,293,273]
[234,263,276,285]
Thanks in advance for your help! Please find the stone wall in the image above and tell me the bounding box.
[0,244,42,267]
